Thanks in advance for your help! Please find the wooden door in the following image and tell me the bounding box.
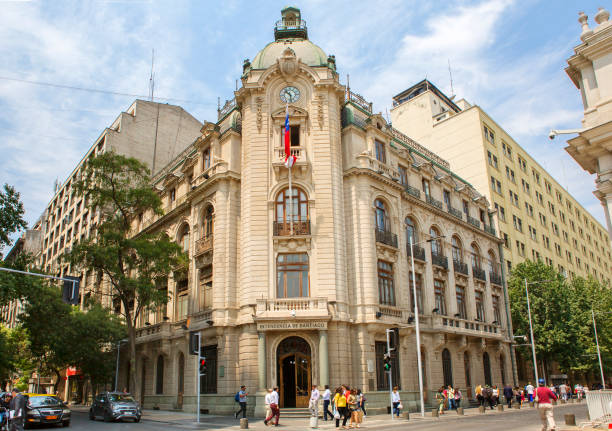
[295,353,311,408]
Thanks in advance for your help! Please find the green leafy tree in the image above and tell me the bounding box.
[65,152,184,396]
[0,184,27,251]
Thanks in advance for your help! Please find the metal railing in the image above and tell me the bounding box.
[448,206,463,220]
[586,390,612,424]
[453,260,468,275]
[404,184,421,199]
[407,244,426,261]
[273,220,311,236]
[467,215,481,229]
[274,19,308,39]
[473,266,486,281]
[218,98,236,120]
[375,228,398,248]
[489,272,502,286]
[346,90,373,113]
[426,195,443,210]
[431,252,448,269]
[484,224,497,236]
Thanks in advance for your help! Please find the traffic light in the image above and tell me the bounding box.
[189,332,200,355]
[389,327,399,350]
[62,276,80,305]
[383,353,391,372]
[199,357,207,376]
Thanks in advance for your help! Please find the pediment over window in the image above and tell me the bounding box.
[271,105,309,120]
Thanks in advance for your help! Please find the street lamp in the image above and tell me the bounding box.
[114,339,128,392]
[409,234,445,418]
[523,279,556,385]
[592,309,612,389]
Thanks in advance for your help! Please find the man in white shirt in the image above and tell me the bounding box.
[322,385,333,421]
[309,385,320,417]
[559,383,568,401]
[264,387,280,426]
[264,388,273,423]
[525,382,535,403]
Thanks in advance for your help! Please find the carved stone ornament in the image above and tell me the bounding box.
[256,97,263,131]
[278,47,298,78]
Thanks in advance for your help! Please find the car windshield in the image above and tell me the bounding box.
[29,396,62,407]
[108,394,135,403]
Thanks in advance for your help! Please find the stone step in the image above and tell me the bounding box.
[277,408,311,418]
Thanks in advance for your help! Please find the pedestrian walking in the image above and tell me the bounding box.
[447,385,455,410]
[483,385,494,410]
[264,388,272,422]
[359,389,367,417]
[322,385,333,421]
[504,384,513,408]
[8,389,25,431]
[348,388,359,428]
[436,387,445,415]
[333,386,349,429]
[492,385,499,406]
[264,387,280,426]
[475,384,484,406]
[234,385,248,419]
[391,386,401,418]
[454,387,462,409]
[535,378,557,431]
[355,389,364,426]
[559,382,568,401]
[525,381,535,403]
[309,385,320,428]
[514,387,522,406]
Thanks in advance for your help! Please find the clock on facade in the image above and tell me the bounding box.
[280,86,300,103]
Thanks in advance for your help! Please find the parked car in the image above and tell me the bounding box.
[89,392,141,423]
[24,394,71,428]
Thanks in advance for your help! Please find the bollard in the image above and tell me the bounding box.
[497,404,504,412]
[478,405,486,414]
[561,399,566,404]
[431,408,439,417]
[401,412,410,420]
[564,414,576,426]
[240,418,248,429]
[456,407,464,415]
[513,403,520,409]
[529,401,534,408]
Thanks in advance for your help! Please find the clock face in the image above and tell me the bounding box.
[280,86,300,103]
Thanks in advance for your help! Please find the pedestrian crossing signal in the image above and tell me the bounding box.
[383,353,391,372]
[199,358,207,376]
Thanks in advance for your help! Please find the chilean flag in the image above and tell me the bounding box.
[284,104,296,168]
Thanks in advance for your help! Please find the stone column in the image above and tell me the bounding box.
[319,330,329,387]
[258,332,266,390]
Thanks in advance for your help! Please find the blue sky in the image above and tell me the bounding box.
[0,0,608,250]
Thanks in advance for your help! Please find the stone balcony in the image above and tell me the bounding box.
[135,321,172,343]
[195,235,213,256]
[432,315,504,339]
[255,297,330,321]
[272,147,308,176]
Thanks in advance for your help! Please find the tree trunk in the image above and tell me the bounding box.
[53,368,61,396]
[127,320,138,401]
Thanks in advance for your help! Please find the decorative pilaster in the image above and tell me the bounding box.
[319,330,329,387]
[258,332,266,390]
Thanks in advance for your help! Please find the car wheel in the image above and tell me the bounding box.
[62,421,70,427]
[103,411,112,423]
[89,409,95,420]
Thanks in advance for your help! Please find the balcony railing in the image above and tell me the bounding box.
[255,297,329,320]
[375,228,398,248]
[489,272,502,286]
[273,220,311,236]
[195,235,213,256]
[431,252,448,269]
[406,244,426,261]
[377,305,403,319]
[404,184,421,199]
[274,18,308,40]
[346,90,373,113]
[473,266,486,281]
[484,224,497,236]
[434,315,502,336]
[453,260,468,275]
[448,206,463,220]
[426,195,443,210]
[275,146,304,163]
[467,216,481,229]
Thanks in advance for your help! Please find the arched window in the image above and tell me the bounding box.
[442,348,453,387]
[451,236,463,262]
[202,206,214,240]
[374,199,388,232]
[178,224,190,253]
[430,226,441,256]
[156,355,164,395]
[500,354,506,386]
[276,187,308,223]
[405,216,418,244]
[464,352,471,389]
[487,250,497,274]
[471,243,481,269]
[483,352,492,386]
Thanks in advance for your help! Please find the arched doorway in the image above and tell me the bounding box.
[177,353,185,409]
[277,336,311,408]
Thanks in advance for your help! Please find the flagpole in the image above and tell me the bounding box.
[284,102,294,236]
[288,163,293,235]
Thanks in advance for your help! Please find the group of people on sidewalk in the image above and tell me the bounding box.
[322,385,367,429]
[434,385,462,414]
[0,388,27,431]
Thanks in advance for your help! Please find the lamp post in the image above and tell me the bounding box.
[523,279,555,385]
[114,339,128,392]
[409,234,445,418]
[592,309,612,389]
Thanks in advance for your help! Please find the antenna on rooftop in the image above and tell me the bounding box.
[149,49,155,102]
[448,59,455,99]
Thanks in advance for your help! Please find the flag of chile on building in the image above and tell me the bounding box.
[284,104,297,168]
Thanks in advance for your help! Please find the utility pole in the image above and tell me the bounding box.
[196,333,201,423]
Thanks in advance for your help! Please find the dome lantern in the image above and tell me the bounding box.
[275,6,308,40]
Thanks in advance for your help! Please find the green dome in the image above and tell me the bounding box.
[251,39,328,70]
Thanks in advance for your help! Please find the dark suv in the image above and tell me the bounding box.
[89,392,141,423]
[25,394,71,428]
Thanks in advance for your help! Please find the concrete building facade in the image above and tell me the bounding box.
[390,80,612,285]
[119,8,515,415]
[564,7,612,244]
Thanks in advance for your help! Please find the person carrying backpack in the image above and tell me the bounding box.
[234,385,248,419]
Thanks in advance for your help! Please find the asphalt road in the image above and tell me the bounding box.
[58,403,589,430]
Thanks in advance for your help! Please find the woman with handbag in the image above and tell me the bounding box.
[391,386,401,418]
[333,387,349,429]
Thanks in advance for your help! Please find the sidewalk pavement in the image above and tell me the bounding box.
[70,403,589,430]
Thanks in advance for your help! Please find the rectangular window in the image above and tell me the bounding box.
[518,156,527,172]
[422,179,430,197]
[490,176,502,194]
[521,179,531,194]
[525,202,534,217]
[513,215,523,232]
[509,190,519,206]
[505,166,515,183]
[487,151,498,168]
[475,290,485,321]
[443,189,451,208]
[462,200,469,218]
[502,232,509,248]
[378,260,396,306]
[375,341,400,390]
[375,140,386,163]
[291,125,300,147]
[502,141,512,159]
[170,188,176,202]
[494,203,506,221]
[434,280,446,315]
[484,125,495,144]
[398,165,408,185]
[199,266,213,310]
[409,272,423,314]
[456,286,467,319]
[492,295,502,324]
[200,345,218,394]
[203,148,211,170]
[277,253,309,298]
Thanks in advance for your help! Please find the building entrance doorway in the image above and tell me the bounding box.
[277,336,311,408]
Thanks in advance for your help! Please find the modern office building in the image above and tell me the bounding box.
[564,7,612,243]
[391,80,612,284]
[119,7,515,415]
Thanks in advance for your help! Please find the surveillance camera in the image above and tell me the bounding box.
[549,131,556,140]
